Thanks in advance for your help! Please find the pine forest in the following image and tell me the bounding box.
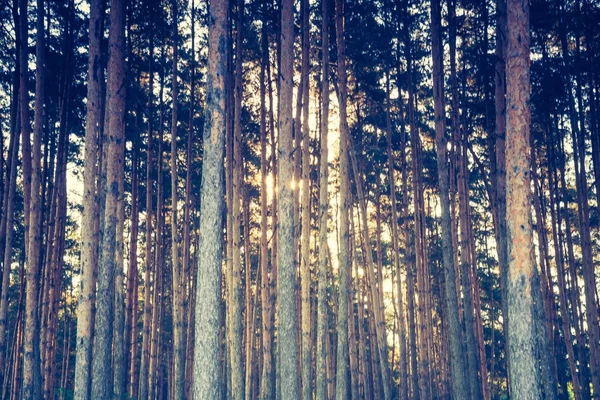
[0,0,598,398]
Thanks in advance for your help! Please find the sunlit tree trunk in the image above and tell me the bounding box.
[335,0,351,397]
[505,0,542,395]
[299,0,312,397]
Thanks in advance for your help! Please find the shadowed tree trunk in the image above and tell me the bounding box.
[430,0,469,396]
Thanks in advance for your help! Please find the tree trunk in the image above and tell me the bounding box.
[385,77,409,400]
[299,0,312,397]
[169,1,185,397]
[229,0,245,397]
[335,0,351,397]
[430,0,469,396]
[316,0,330,395]
[505,0,542,395]
[138,14,154,399]
[127,147,140,399]
[90,0,126,397]
[74,0,103,396]
[22,0,45,396]
[277,0,300,396]
[192,0,227,396]
[259,7,273,399]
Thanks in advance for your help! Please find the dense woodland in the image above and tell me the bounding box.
[0,0,598,398]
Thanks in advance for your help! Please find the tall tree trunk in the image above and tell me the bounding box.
[0,7,21,383]
[90,0,126,397]
[299,0,312,397]
[74,0,103,397]
[493,0,510,386]
[169,1,185,398]
[112,130,126,399]
[183,3,196,395]
[127,147,140,399]
[259,7,273,399]
[385,77,409,400]
[22,0,45,396]
[350,146,392,400]
[403,10,421,396]
[430,0,469,396]
[335,0,351,397]
[316,0,330,395]
[193,0,227,396]
[229,0,245,397]
[277,0,300,396]
[138,14,154,399]
[504,0,542,395]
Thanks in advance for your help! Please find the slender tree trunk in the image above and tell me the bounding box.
[22,0,45,396]
[505,0,542,395]
[112,130,126,399]
[259,7,273,399]
[183,3,196,395]
[385,77,409,400]
[277,0,299,396]
[335,0,351,397]
[74,0,103,396]
[229,0,245,397]
[193,0,227,396]
[138,15,154,399]
[316,0,330,395]
[90,0,126,397]
[0,21,21,385]
[169,1,185,397]
[299,0,312,397]
[430,0,469,396]
[127,147,140,398]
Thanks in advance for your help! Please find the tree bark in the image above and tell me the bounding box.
[74,0,103,397]
[193,0,228,396]
[316,0,330,396]
[22,0,45,396]
[299,0,312,397]
[335,0,351,397]
[90,0,126,397]
[505,0,542,395]
[430,0,469,396]
[277,0,300,396]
